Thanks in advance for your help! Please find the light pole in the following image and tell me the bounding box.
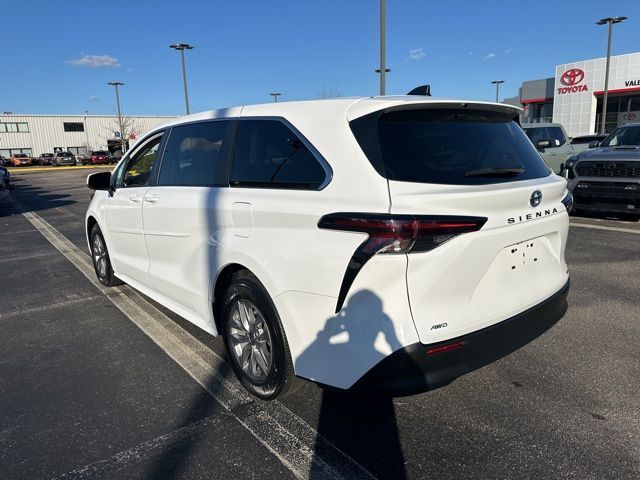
[169,43,194,115]
[376,0,389,95]
[269,92,282,103]
[491,80,505,102]
[107,82,125,153]
[596,16,627,134]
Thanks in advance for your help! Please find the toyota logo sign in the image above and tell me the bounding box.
[622,112,637,121]
[561,69,585,86]
[557,68,588,94]
[530,190,542,208]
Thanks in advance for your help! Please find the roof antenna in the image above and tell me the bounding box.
[407,85,431,96]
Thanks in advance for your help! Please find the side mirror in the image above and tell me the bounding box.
[536,139,552,149]
[588,141,600,149]
[87,171,111,191]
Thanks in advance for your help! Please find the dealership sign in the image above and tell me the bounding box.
[557,68,588,94]
[619,111,640,125]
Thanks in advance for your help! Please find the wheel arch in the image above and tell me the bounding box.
[212,263,249,335]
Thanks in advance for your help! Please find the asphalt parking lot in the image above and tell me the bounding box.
[1,169,639,480]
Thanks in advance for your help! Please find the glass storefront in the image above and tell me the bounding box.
[524,101,553,124]
[595,92,640,133]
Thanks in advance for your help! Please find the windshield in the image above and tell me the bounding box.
[42,153,53,157]
[351,108,551,185]
[92,151,108,155]
[601,126,640,147]
[15,154,27,158]
[59,152,73,157]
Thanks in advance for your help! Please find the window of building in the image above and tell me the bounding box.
[63,122,85,132]
[68,146,88,156]
[0,148,32,158]
[0,122,29,133]
[158,120,231,187]
[231,119,327,189]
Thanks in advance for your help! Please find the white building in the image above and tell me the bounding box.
[505,51,640,137]
[0,114,175,159]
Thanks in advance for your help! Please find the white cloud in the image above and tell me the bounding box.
[408,48,426,60]
[484,53,496,60]
[505,48,513,54]
[89,95,99,101]
[67,54,120,68]
[468,51,474,56]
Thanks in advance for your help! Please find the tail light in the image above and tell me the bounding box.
[318,213,487,312]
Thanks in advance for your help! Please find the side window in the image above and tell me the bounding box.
[121,135,163,188]
[231,120,327,189]
[547,127,566,147]
[158,121,231,186]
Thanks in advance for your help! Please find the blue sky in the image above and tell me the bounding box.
[2,0,639,115]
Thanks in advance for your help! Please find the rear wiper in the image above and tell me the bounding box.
[464,166,525,177]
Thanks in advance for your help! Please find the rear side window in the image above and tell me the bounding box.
[158,120,231,186]
[351,108,551,185]
[231,120,327,189]
[524,126,565,147]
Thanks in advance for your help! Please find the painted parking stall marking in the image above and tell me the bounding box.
[10,198,373,480]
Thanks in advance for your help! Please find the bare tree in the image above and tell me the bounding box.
[319,85,342,99]
[99,114,142,154]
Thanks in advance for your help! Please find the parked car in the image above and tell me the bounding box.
[10,153,33,167]
[0,156,10,167]
[522,123,575,173]
[564,123,640,218]
[85,97,571,400]
[570,134,607,154]
[0,178,8,201]
[51,151,77,166]
[36,153,54,166]
[85,150,111,165]
[0,166,15,190]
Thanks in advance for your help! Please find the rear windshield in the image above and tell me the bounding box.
[351,108,551,185]
[92,151,108,155]
[59,152,73,156]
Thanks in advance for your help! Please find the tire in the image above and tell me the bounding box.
[221,270,299,400]
[90,224,122,287]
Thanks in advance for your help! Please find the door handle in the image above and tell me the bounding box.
[128,194,143,203]
[144,194,160,204]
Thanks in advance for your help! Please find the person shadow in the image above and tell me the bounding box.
[296,290,420,479]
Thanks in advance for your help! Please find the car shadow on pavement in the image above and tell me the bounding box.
[0,182,75,217]
[297,290,423,479]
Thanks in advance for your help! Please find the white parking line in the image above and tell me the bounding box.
[570,222,640,235]
[11,199,373,480]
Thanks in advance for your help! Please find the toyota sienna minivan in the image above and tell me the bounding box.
[85,96,571,400]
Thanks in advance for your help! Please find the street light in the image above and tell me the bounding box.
[491,80,505,102]
[269,92,282,103]
[596,16,627,134]
[169,43,194,115]
[107,82,125,153]
[377,0,389,95]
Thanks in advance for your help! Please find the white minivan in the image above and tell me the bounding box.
[86,96,572,400]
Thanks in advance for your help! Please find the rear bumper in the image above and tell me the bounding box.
[352,280,570,395]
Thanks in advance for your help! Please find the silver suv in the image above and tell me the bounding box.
[564,123,640,218]
[523,123,575,174]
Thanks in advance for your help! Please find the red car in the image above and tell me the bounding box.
[86,151,111,165]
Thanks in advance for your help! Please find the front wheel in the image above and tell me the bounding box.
[221,271,299,400]
[90,224,122,286]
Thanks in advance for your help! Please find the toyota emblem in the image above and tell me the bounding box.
[561,69,585,86]
[530,190,542,207]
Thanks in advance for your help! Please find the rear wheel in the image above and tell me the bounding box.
[221,271,299,400]
[90,224,122,287]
